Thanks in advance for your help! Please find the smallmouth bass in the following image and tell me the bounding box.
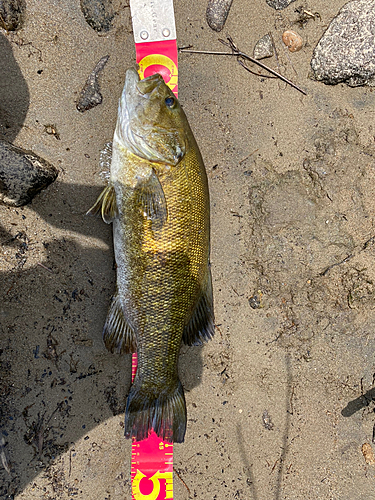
[89,68,214,443]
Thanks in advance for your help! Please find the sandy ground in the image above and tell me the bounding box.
[1,0,375,498]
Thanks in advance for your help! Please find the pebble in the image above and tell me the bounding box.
[206,0,233,32]
[310,0,375,86]
[0,141,58,206]
[253,34,274,60]
[76,55,109,113]
[80,0,114,33]
[0,0,25,31]
[266,0,296,10]
[362,443,375,465]
[282,30,303,52]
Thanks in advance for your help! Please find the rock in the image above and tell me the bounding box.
[0,141,58,206]
[206,0,233,32]
[282,30,303,52]
[76,55,109,113]
[80,0,114,33]
[253,34,274,60]
[310,0,375,86]
[266,0,296,10]
[0,0,25,31]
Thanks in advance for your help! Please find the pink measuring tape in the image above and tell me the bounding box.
[128,1,178,498]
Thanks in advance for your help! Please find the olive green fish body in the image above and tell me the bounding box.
[89,69,214,442]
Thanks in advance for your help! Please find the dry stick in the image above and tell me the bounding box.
[237,58,276,78]
[173,467,191,495]
[223,35,306,95]
[237,58,274,79]
[179,37,307,96]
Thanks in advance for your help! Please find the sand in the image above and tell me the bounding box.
[1,0,375,498]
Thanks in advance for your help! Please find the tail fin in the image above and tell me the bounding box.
[124,378,187,443]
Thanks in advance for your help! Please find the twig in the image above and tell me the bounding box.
[222,36,306,95]
[37,262,54,273]
[289,385,295,415]
[179,48,237,56]
[239,149,258,165]
[179,36,307,96]
[363,235,375,250]
[271,459,279,473]
[173,467,190,495]
[320,254,354,276]
[237,58,276,79]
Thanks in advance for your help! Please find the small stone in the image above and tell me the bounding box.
[248,292,263,309]
[266,0,296,10]
[282,30,303,52]
[206,0,233,32]
[310,0,375,87]
[0,140,58,206]
[362,443,375,465]
[253,34,274,60]
[76,55,109,113]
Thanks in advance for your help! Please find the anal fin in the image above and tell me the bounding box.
[182,266,215,346]
[103,293,137,353]
[87,184,118,224]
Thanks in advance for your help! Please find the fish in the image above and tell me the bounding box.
[89,68,214,443]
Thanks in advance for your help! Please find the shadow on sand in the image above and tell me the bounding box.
[0,32,29,143]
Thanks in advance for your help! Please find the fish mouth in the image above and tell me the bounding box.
[136,73,164,96]
[123,69,164,112]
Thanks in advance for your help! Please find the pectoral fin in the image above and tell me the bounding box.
[103,293,137,354]
[182,266,215,346]
[87,185,118,224]
[134,169,167,227]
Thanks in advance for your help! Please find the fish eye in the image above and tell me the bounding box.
[165,96,175,108]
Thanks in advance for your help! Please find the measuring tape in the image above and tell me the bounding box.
[128,1,178,498]
[130,354,174,500]
[131,0,178,98]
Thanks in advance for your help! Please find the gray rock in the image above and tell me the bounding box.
[266,0,296,10]
[80,0,114,33]
[0,141,58,206]
[253,34,274,60]
[206,0,233,32]
[76,55,109,113]
[310,0,375,86]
